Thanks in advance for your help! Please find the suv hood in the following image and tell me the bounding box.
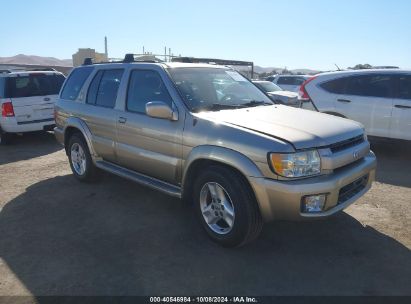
[197,105,364,150]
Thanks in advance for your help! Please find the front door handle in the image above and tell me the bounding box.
[395,105,411,109]
[337,99,351,103]
[118,117,127,124]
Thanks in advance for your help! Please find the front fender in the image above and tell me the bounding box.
[182,145,264,186]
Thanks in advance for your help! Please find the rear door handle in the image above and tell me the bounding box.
[337,99,351,103]
[118,117,127,124]
[395,105,411,109]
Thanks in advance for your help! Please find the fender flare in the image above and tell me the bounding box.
[64,117,98,159]
[182,145,264,189]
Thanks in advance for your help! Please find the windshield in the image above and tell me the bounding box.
[168,67,273,112]
[255,82,283,92]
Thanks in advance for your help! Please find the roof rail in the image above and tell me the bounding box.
[81,54,163,66]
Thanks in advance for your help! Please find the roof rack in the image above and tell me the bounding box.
[0,67,58,74]
[82,53,163,66]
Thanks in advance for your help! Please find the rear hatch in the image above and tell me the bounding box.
[5,72,65,123]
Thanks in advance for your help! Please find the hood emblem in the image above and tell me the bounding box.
[353,151,360,159]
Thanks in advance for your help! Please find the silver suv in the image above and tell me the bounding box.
[54,55,377,247]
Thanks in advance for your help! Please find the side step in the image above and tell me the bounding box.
[95,160,182,198]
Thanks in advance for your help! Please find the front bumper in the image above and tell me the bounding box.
[250,151,377,221]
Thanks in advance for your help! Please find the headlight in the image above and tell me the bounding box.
[269,150,321,178]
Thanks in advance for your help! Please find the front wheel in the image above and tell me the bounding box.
[193,166,263,247]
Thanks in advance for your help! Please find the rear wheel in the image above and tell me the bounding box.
[0,130,13,145]
[68,133,99,182]
[193,166,263,247]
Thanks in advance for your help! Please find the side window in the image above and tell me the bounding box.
[321,77,347,94]
[86,69,123,108]
[293,77,306,85]
[86,71,104,105]
[126,70,173,114]
[345,75,392,98]
[0,78,4,98]
[277,77,289,85]
[398,75,411,100]
[61,67,94,100]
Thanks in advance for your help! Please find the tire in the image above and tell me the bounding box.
[0,131,13,145]
[193,166,263,247]
[67,133,99,182]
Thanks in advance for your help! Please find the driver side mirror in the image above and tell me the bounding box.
[145,101,178,121]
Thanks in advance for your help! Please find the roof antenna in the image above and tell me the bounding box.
[335,63,341,71]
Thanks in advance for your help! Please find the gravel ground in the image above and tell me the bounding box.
[0,132,410,297]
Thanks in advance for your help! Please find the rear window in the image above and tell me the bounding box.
[60,67,94,100]
[5,74,66,98]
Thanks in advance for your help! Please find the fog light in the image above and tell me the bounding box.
[301,194,327,213]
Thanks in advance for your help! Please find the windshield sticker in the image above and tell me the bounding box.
[225,71,247,82]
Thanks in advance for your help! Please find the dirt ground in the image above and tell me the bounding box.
[0,132,410,296]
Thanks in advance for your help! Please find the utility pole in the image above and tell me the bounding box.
[104,36,108,59]
[164,46,167,62]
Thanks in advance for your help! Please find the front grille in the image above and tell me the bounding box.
[338,174,369,204]
[330,135,364,153]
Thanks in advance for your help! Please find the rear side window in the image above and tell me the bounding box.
[345,75,392,98]
[277,77,305,85]
[127,70,173,114]
[5,74,66,98]
[277,77,292,85]
[86,69,123,108]
[321,77,347,94]
[61,67,93,100]
[398,75,411,100]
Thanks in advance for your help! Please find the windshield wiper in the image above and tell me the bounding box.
[236,100,273,108]
[192,104,243,112]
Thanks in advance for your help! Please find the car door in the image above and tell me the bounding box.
[83,68,124,162]
[390,74,411,140]
[115,68,184,185]
[335,74,394,137]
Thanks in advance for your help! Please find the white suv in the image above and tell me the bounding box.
[272,75,309,92]
[299,70,411,141]
[0,70,66,144]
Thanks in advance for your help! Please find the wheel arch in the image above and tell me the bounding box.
[63,117,97,159]
[181,146,263,203]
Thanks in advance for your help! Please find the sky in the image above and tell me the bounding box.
[1,0,410,70]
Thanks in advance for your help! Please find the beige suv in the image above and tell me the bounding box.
[54,55,376,247]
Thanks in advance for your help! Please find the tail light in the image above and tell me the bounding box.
[298,76,317,101]
[1,100,15,117]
